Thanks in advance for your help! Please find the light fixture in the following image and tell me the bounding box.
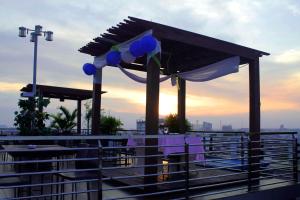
[45,31,53,41]
[30,32,35,42]
[18,27,27,37]
[35,25,43,36]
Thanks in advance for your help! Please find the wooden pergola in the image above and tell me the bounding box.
[21,84,106,134]
[79,16,269,188]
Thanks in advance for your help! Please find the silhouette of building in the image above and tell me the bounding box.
[222,124,233,131]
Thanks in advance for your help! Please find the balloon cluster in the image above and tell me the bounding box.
[105,35,157,66]
[82,63,96,76]
[129,35,157,58]
[83,35,157,75]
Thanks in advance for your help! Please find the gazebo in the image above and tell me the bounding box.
[79,17,269,189]
[21,84,106,134]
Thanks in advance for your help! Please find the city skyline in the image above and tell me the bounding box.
[0,0,300,129]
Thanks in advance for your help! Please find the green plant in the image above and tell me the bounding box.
[50,106,77,134]
[14,97,51,136]
[84,100,92,133]
[164,113,192,133]
[100,113,123,134]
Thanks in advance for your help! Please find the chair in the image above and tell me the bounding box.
[0,176,31,198]
[56,143,99,200]
[120,139,136,166]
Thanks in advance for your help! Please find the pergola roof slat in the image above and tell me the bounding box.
[79,17,269,74]
[20,84,106,101]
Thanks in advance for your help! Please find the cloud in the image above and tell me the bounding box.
[1,0,300,128]
[68,80,249,116]
[274,49,300,64]
[287,4,300,15]
[0,82,24,93]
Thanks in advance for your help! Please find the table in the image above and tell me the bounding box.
[2,145,74,172]
[1,145,76,197]
[127,135,205,161]
[127,135,205,176]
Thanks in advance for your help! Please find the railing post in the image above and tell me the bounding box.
[97,140,103,200]
[293,138,298,183]
[241,135,245,170]
[209,135,213,152]
[247,139,252,191]
[185,142,189,199]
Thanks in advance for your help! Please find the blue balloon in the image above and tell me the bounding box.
[129,40,144,57]
[140,35,157,53]
[82,63,96,76]
[106,50,121,65]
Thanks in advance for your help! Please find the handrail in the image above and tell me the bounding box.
[0,132,298,200]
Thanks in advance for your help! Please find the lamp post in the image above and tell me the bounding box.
[18,25,53,97]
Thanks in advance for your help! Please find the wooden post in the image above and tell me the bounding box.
[91,69,102,135]
[77,100,81,135]
[178,77,186,134]
[144,53,160,191]
[248,58,261,189]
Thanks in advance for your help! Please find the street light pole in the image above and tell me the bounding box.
[18,25,53,98]
[32,28,39,97]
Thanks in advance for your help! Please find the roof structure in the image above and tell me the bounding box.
[20,84,106,101]
[79,16,269,75]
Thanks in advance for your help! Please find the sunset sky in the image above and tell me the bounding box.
[0,0,300,129]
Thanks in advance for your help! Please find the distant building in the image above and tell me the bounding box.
[202,121,213,131]
[279,124,285,130]
[192,120,201,131]
[136,118,165,134]
[0,124,7,128]
[192,121,213,131]
[136,120,145,133]
[222,125,233,131]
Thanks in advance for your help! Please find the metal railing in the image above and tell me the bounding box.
[0,132,298,200]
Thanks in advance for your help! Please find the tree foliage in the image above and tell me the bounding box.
[84,100,92,133]
[100,113,123,134]
[50,106,77,134]
[164,113,192,133]
[14,97,51,136]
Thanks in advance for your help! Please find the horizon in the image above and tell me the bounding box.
[1,0,300,130]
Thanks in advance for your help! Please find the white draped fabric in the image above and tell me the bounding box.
[177,56,240,82]
[91,28,240,85]
[115,56,240,85]
[117,64,170,83]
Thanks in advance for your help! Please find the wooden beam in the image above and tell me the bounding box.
[128,16,269,59]
[144,53,160,191]
[77,100,81,134]
[178,78,186,134]
[248,58,261,189]
[91,69,102,135]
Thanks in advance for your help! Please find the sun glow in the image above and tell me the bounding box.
[159,93,177,116]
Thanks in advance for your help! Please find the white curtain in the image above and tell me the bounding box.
[116,56,240,84]
[117,64,170,84]
[177,56,240,82]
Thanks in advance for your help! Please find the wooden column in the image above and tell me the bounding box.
[178,77,186,134]
[91,69,102,135]
[144,53,160,191]
[77,100,81,134]
[248,58,261,188]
